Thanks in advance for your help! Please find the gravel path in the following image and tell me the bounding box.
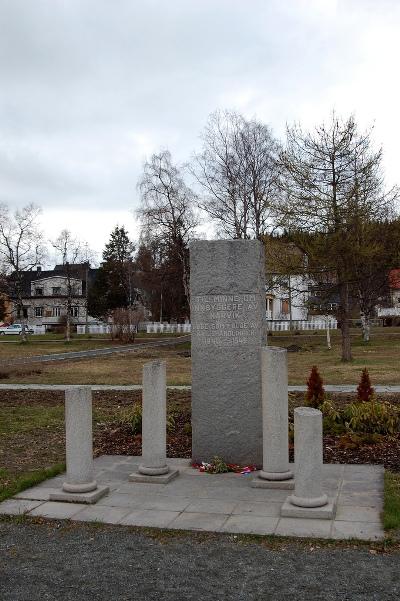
[1,521,399,600]
[0,336,190,366]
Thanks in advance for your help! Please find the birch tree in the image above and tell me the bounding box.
[0,203,45,340]
[137,150,198,308]
[192,110,281,239]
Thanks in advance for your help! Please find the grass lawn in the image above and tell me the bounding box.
[0,332,186,360]
[1,327,399,386]
[384,472,400,533]
[0,393,127,502]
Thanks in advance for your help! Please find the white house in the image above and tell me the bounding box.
[9,264,100,330]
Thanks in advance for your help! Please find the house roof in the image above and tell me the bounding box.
[8,264,99,297]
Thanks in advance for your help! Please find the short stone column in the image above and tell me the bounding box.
[50,387,109,504]
[281,407,335,519]
[130,361,179,483]
[252,347,294,489]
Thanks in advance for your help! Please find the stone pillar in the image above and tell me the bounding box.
[190,239,266,465]
[252,347,294,489]
[130,361,179,483]
[281,407,335,519]
[50,387,109,503]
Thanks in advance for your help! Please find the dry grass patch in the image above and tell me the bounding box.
[0,339,126,359]
[2,347,192,385]
[1,328,399,386]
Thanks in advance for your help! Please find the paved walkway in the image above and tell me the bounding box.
[0,336,190,366]
[0,456,384,542]
[0,383,399,392]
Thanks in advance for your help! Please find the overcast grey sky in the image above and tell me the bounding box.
[1,0,399,257]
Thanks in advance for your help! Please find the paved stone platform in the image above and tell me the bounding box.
[0,456,384,541]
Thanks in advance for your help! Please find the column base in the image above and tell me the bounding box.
[288,493,328,508]
[49,485,109,504]
[129,468,179,484]
[139,464,169,476]
[281,496,336,519]
[62,480,98,494]
[251,468,295,489]
[251,476,295,490]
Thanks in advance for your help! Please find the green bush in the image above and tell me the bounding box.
[343,398,400,435]
[120,404,176,435]
[319,397,400,437]
[183,422,192,436]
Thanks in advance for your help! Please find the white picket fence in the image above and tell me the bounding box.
[76,324,112,335]
[31,325,46,335]
[146,322,191,334]
[267,319,337,332]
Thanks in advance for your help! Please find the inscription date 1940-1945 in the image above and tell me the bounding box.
[191,294,262,347]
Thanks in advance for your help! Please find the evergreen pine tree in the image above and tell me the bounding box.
[88,226,136,318]
[357,368,374,402]
[306,366,325,409]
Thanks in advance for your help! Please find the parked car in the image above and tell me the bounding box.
[0,323,34,336]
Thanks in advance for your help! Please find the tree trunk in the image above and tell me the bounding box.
[288,276,293,331]
[326,320,331,350]
[85,265,89,335]
[16,285,28,343]
[66,311,71,342]
[360,313,371,343]
[338,281,352,362]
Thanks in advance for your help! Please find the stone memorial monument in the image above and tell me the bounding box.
[190,239,266,465]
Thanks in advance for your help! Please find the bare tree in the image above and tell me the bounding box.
[279,113,397,361]
[137,150,199,306]
[192,110,281,239]
[51,229,91,342]
[110,306,145,343]
[0,203,45,341]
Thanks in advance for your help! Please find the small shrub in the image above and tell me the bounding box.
[357,368,374,402]
[320,399,347,435]
[338,432,385,450]
[129,404,142,435]
[183,422,192,436]
[343,398,400,436]
[306,366,325,409]
[338,433,363,450]
[120,404,176,435]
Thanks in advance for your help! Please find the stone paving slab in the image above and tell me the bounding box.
[0,456,385,541]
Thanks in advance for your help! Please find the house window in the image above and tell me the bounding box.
[281,299,289,315]
[52,306,61,317]
[52,287,61,295]
[35,288,43,296]
[35,307,43,318]
[69,306,79,317]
